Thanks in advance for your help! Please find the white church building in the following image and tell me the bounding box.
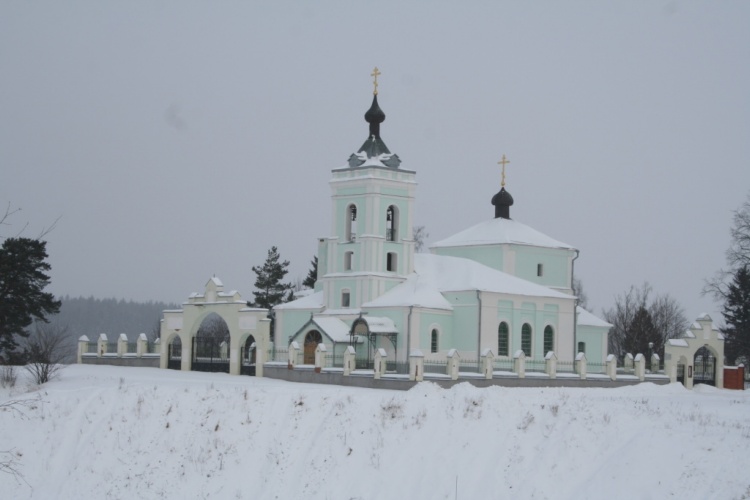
[273,75,612,371]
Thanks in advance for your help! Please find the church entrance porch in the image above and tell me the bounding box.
[304,331,322,365]
[693,346,716,387]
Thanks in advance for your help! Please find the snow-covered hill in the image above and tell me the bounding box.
[1,365,748,499]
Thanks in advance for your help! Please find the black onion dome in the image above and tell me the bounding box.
[364,94,386,137]
[491,187,514,219]
[347,92,401,168]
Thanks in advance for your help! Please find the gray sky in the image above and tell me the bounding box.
[2,1,748,323]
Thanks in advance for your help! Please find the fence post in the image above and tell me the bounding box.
[373,348,387,380]
[447,349,460,380]
[481,349,494,379]
[117,334,128,357]
[77,335,89,364]
[575,352,587,379]
[97,334,108,357]
[545,351,557,379]
[409,350,424,382]
[343,345,356,376]
[624,353,634,370]
[314,344,327,373]
[513,350,526,378]
[288,342,299,369]
[606,354,617,381]
[634,353,645,381]
[137,333,148,357]
[650,353,660,374]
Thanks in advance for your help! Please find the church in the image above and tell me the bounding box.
[274,70,611,371]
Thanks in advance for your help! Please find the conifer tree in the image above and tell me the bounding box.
[302,256,318,289]
[250,246,291,309]
[721,265,750,365]
[0,238,61,358]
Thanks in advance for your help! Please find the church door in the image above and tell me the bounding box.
[304,330,322,364]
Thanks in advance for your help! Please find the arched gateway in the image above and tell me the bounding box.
[160,277,270,377]
[664,314,725,389]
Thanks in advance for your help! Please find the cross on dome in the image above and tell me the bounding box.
[371,67,381,95]
[498,154,510,188]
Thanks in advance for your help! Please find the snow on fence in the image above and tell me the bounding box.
[77,333,159,363]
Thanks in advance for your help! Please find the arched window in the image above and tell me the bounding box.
[498,322,509,356]
[577,342,586,355]
[386,252,398,272]
[430,329,438,353]
[386,205,398,241]
[543,325,554,355]
[521,323,532,357]
[346,204,357,242]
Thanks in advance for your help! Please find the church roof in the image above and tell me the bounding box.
[431,217,575,251]
[310,316,351,342]
[274,290,325,310]
[364,254,572,309]
[576,307,612,328]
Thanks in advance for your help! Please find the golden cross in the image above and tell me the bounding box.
[498,154,510,187]
[371,67,381,95]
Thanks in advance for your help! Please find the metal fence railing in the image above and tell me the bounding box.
[459,359,480,373]
[557,360,575,373]
[493,358,513,371]
[526,359,546,373]
[424,360,448,374]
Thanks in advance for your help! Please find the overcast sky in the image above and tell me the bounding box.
[2,1,748,323]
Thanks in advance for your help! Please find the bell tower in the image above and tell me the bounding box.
[316,68,417,310]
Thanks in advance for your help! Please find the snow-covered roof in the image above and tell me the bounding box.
[208,276,223,287]
[362,316,397,334]
[364,254,572,309]
[431,217,575,250]
[576,307,612,328]
[668,339,689,347]
[363,273,453,310]
[274,291,325,310]
[311,316,351,342]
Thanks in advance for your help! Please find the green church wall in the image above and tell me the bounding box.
[577,325,608,364]
[514,246,571,289]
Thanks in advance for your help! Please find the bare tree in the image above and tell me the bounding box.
[1,397,39,484]
[704,192,750,301]
[603,283,687,361]
[24,321,74,385]
[572,278,589,310]
[413,225,429,253]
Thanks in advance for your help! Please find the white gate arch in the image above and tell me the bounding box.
[159,277,270,376]
[664,314,725,389]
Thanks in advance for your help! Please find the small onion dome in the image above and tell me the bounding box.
[364,95,386,137]
[491,187,514,219]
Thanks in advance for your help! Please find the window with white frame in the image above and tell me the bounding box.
[341,290,350,308]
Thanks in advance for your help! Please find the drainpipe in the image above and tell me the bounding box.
[572,249,580,358]
[406,306,414,368]
[476,290,482,365]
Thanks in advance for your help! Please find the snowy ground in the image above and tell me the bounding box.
[1,365,749,500]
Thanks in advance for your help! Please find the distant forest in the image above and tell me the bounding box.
[47,296,180,342]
